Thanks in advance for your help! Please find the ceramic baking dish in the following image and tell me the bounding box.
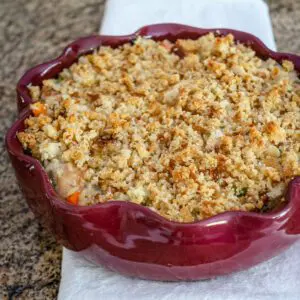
[6,23,300,281]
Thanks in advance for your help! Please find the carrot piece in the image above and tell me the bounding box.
[67,191,80,205]
[31,102,47,116]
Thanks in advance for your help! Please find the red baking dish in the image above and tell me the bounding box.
[5,23,300,281]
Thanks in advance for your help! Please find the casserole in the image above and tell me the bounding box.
[6,23,300,280]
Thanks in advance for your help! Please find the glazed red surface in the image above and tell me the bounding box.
[6,24,300,280]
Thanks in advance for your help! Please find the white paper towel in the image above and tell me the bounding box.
[58,1,300,299]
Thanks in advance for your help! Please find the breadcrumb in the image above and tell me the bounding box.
[18,34,300,222]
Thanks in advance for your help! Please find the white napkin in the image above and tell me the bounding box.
[100,0,276,50]
[58,0,300,299]
[59,242,300,300]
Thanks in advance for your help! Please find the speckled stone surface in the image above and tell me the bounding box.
[0,0,299,299]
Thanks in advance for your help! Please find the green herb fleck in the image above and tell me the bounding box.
[235,187,248,197]
[56,74,64,83]
[191,208,200,219]
[141,198,151,207]
[261,203,270,213]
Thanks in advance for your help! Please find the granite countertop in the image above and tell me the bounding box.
[0,0,299,299]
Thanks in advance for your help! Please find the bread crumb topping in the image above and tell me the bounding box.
[18,33,300,222]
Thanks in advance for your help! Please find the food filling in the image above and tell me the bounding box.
[18,33,300,222]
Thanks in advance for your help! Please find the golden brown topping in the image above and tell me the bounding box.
[18,34,300,222]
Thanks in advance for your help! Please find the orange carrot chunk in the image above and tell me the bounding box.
[31,102,47,116]
[67,191,80,205]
